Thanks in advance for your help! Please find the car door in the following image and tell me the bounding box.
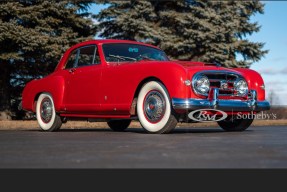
[63,45,102,113]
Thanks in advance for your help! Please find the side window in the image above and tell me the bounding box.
[78,45,98,67]
[65,49,78,69]
[65,45,100,69]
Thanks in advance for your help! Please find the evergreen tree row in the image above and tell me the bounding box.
[96,0,268,67]
[0,0,96,119]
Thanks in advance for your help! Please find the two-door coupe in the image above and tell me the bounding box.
[22,39,270,133]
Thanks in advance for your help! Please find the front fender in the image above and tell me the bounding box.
[233,68,266,101]
[145,63,190,99]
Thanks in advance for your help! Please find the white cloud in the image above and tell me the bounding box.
[264,80,287,105]
[281,66,287,73]
[270,57,287,62]
[258,66,287,75]
[258,68,278,75]
[265,80,287,85]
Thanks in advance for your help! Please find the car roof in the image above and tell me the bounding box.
[72,39,160,50]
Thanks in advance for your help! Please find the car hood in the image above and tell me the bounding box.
[116,60,247,76]
[172,61,244,75]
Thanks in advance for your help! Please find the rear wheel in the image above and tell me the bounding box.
[36,93,62,131]
[107,120,131,132]
[137,81,178,134]
[217,117,254,132]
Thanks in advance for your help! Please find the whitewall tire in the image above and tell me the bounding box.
[137,81,178,134]
[36,93,62,131]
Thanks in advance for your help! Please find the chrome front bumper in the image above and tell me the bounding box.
[172,88,270,112]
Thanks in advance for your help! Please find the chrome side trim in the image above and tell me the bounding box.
[172,89,270,112]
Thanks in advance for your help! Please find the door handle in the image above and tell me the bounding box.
[69,68,76,73]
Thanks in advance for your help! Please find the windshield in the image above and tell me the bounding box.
[102,43,169,62]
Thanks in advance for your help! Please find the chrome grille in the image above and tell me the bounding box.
[192,71,246,96]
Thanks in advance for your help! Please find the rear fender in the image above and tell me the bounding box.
[22,76,65,112]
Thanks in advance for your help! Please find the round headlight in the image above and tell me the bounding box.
[234,78,248,96]
[193,75,210,95]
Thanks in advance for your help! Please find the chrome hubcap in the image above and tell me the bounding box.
[40,98,53,123]
[143,90,166,123]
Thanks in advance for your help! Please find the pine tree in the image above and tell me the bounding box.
[0,0,96,119]
[96,0,267,67]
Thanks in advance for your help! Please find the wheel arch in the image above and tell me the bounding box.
[134,77,167,99]
[32,92,43,112]
[33,91,55,112]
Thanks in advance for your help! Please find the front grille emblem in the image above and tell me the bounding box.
[220,80,228,90]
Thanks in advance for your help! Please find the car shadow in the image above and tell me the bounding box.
[57,128,113,132]
[125,127,253,134]
[54,127,223,133]
[44,127,253,134]
[16,126,254,134]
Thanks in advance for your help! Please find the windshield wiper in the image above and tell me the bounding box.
[109,54,136,61]
[136,55,155,61]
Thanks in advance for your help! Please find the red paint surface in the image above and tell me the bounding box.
[22,39,267,119]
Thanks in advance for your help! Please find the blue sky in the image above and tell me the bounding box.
[247,1,287,105]
[89,1,287,105]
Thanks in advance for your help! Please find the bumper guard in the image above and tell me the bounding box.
[172,88,270,112]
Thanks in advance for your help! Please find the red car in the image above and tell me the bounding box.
[22,39,270,133]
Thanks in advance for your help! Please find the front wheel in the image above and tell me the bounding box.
[217,117,254,132]
[36,93,62,131]
[137,81,178,134]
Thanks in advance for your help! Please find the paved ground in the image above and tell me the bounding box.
[0,126,287,168]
